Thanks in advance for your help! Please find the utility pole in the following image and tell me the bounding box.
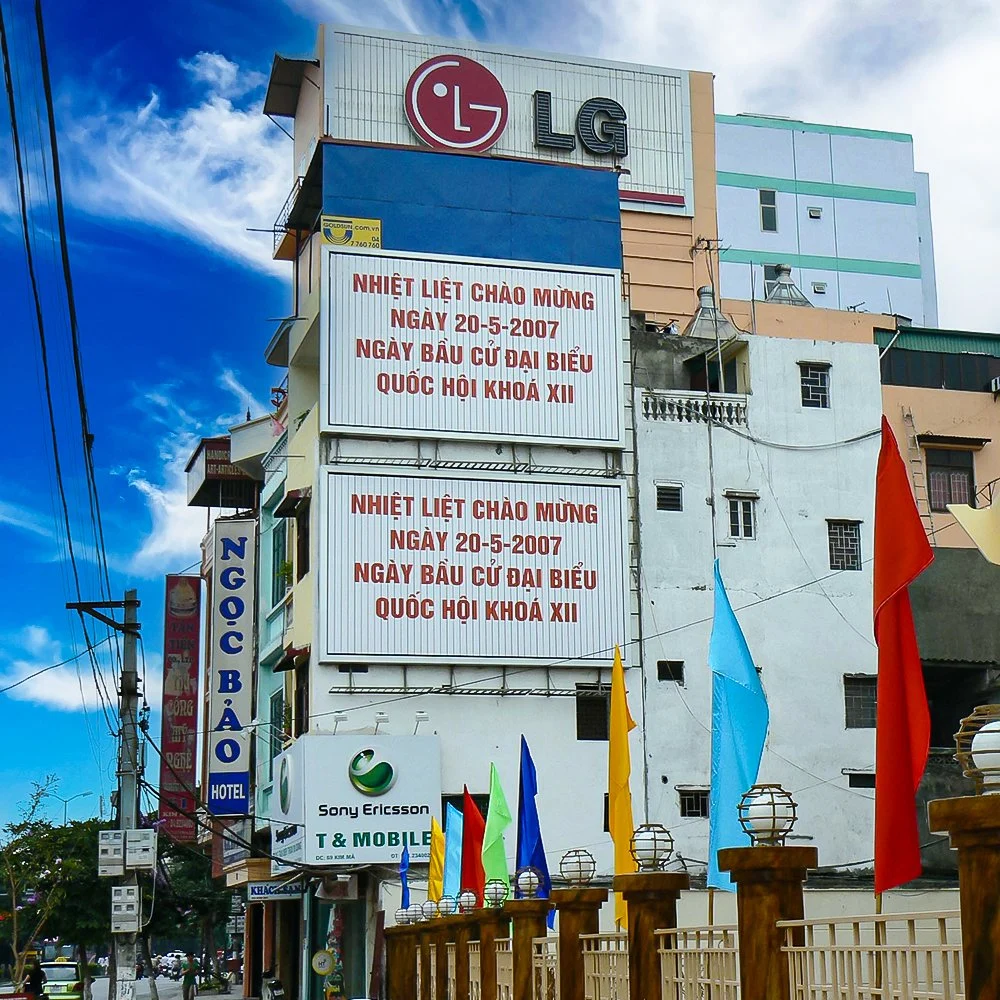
[69,589,141,1000]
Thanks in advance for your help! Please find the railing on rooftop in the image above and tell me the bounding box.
[658,925,740,1000]
[642,389,748,426]
[532,936,558,1000]
[780,910,964,1000]
[273,176,304,254]
[581,933,629,1000]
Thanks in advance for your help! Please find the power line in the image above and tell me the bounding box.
[0,636,113,695]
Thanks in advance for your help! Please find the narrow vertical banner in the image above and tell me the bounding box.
[208,518,257,815]
[159,575,201,840]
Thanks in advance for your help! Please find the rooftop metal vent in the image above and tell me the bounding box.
[764,264,813,307]
[682,286,742,338]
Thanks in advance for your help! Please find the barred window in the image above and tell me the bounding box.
[927,449,974,512]
[828,520,862,571]
[679,789,710,818]
[799,363,831,408]
[844,676,877,728]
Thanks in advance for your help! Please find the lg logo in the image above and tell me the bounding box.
[404,55,508,153]
[403,54,629,159]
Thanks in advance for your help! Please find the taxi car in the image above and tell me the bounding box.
[40,960,85,1000]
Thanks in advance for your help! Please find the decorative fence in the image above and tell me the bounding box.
[641,389,748,426]
[658,924,740,1000]
[496,938,513,1000]
[780,911,965,1000]
[532,936,559,1000]
[581,933,629,1000]
[469,942,481,1000]
[428,944,437,1000]
[447,942,457,1000]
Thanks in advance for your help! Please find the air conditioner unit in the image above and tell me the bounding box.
[807,206,823,219]
[812,282,828,294]
[990,375,1000,395]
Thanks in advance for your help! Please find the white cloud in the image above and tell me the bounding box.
[124,370,268,578]
[0,500,55,539]
[62,55,289,274]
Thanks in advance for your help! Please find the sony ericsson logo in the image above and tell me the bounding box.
[278,755,291,815]
[348,747,397,796]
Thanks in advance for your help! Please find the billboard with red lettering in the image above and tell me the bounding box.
[321,249,624,446]
[159,575,201,841]
[318,468,628,665]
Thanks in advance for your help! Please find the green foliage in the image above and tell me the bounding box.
[43,820,112,948]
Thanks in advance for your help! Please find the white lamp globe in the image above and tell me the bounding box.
[420,899,439,920]
[458,890,478,913]
[483,879,508,908]
[971,720,1000,792]
[740,785,797,845]
[629,823,673,871]
[515,867,541,898]
[395,907,410,925]
[559,849,597,886]
[406,902,423,922]
[438,895,458,916]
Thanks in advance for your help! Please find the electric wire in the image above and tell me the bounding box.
[0,635,113,695]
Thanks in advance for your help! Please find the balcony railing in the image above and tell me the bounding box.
[780,910,964,1000]
[642,389,748,426]
[658,925,739,999]
[273,176,304,254]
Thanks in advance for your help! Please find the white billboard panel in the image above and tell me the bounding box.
[325,27,694,212]
[271,734,440,869]
[322,249,624,446]
[319,469,628,665]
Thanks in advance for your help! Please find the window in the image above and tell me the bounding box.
[763,264,780,297]
[337,665,369,673]
[268,691,285,780]
[679,789,710,818]
[293,657,309,737]
[270,518,287,606]
[603,793,610,833]
[927,449,974,512]
[844,675,877,728]
[799,362,831,408]
[880,347,1000,392]
[656,484,683,511]
[657,660,685,683]
[847,772,875,789]
[576,684,610,741]
[728,497,756,539]
[295,501,311,580]
[442,793,490,819]
[828,521,862,571]
[759,189,777,232]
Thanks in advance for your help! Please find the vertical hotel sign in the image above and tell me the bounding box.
[159,575,201,840]
[207,519,256,815]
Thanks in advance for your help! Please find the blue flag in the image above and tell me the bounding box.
[399,844,410,909]
[442,802,463,898]
[708,560,769,891]
[516,736,554,926]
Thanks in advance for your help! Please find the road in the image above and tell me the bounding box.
[91,979,184,1000]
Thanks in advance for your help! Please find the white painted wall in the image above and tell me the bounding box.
[636,335,883,875]
[716,118,935,322]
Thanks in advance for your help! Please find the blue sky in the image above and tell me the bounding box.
[0,0,998,827]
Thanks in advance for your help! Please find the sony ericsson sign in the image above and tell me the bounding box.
[206,518,257,815]
[275,733,442,866]
[403,55,627,158]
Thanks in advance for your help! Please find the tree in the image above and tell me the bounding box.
[0,777,76,984]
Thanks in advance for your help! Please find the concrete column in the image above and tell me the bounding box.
[474,910,509,1000]
[385,926,418,1000]
[613,872,689,1000]
[434,918,453,1000]
[452,914,477,1000]
[550,888,607,1000]
[718,845,818,1000]
[505,899,552,1000]
[929,794,1000,1000]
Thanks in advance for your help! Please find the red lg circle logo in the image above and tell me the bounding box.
[404,55,508,153]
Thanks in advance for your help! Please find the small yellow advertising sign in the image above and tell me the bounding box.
[320,215,382,248]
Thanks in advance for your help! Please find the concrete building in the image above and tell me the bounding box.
[715,114,938,325]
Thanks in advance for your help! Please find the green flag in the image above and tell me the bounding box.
[481,762,513,887]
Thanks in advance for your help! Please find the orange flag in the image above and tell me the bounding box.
[873,416,933,893]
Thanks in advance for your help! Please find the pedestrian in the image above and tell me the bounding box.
[24,960,46,1000]
[181,951,200,1000]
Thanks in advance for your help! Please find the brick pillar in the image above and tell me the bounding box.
[929,794,1000,1000]
[550,888,607,1000]
[718,846,818,1000]
[474,910,509,1000]
[613,872,689,1000]
[505,899,552,1000]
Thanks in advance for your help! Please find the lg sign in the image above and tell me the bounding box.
[404,55,628,158]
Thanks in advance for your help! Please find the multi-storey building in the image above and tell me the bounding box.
[178,24,964,997]
[715,113,938,324]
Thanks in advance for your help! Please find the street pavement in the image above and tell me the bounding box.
[91,978,185,1000]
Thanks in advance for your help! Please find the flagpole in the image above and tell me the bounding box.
[708,888,715,927]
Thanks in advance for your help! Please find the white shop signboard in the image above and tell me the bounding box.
[318,468,628,665]
[321,249,624,447]
[270,733,441,873]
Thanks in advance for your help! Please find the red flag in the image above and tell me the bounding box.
[874,416,933,893]
[460,785,486,904]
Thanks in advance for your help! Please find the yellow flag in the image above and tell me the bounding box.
[427,816,445,902]
[608,644,637,927]
[948,498,1000,563]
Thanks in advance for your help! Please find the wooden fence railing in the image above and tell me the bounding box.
[580,932,629,1000]
[658,924,740,999]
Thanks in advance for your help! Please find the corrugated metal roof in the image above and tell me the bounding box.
[875,327,1000,358]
